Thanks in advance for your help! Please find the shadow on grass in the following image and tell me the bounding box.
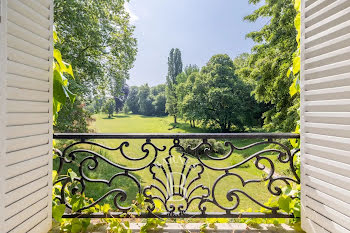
[102,114,130,119]
[138,115,168,119]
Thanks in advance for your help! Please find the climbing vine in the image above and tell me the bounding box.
[53,29,76,125]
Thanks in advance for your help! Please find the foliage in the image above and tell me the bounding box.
[125,86,140,114]
[178,139,227,157]
[53,30,76,125]
[102,98,116,118]
[54,98,92,133]
[152,93,167,116]
[188,54,258,132]
[124,84,167,116]
[54,0,137,131]
[166,48,183,123]
[138,84,155,116]
[236,0,299,132]
[113,81,130,113]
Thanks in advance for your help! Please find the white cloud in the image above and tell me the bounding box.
[125,2,139,24]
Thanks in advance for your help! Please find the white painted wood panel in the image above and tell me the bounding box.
[301,0,350,231]
[0,0,53,232]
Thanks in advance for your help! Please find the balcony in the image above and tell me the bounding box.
[53,133,300,221]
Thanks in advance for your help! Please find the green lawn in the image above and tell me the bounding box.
[55,113,293,213]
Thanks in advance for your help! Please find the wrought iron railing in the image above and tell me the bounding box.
[53,133,300,219]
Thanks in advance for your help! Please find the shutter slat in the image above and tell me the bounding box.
[7,21,49,50]
[7,74,49,92]
[305,19,350,49]
[8,47,50,70]
[7,8,49,39]
[5,144,50,166]
[305,144,350,165]
[305,45,350,69]
[304,176,350,204]
[8,0,50,29]
[7,34,50,60]
[305,133,350,151]
[6,100,49,113]
[7,87,49,102]
[7,61,49,81]
[6,113,49,126]
[5,187,48,220]
[305,122,350,138]
[5,154,49,179]
[4,176,48,207]
[304,206,350,233]
[305,99,350,112]
[305,85,350,100]
[6,134,49,153]
[6,197,49,233]
[8,208,48,233]
[6,123,49,139]
[306,2,350,37]
[305,32,350,59]
[5,165,49,193]
[304,164,350,191]
[304,153,350,179]
[305,72,350,90]
[19,0,50,19]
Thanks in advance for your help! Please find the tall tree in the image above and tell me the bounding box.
[54,0,137,132]
[138,84,154,116]
[113,81,129,113]
[125,86,140,114]
[165,48,183,123]
[236,0,298,132]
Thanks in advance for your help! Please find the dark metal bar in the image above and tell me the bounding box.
[54,133,300,140]
[63,212,295,219]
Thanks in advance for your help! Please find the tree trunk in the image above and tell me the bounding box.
[174,115,177,124]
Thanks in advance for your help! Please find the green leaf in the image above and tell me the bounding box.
[278,195,292,213]
[68,168,78,182]
[71,219,83,233]
[292,56,300,75]
[52,204,66,223]
[71,195,85,212]
[52,170,58,183]
[53,70,68,104]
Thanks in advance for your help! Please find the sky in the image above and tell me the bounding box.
[125,0,267,87]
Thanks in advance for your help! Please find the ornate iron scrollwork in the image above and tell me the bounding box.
[53,133,300,218]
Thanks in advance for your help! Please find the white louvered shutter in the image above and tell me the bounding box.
[301,0,350,232]
[0,0,53,232]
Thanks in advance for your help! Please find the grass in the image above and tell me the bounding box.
[55,113,293,213]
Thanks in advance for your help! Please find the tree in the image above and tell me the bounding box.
[236,0,298,132]
[190,54,256,132]
[165,48,183,123]
[138,84,154,116]
[153,93,167,116]
[176,69,200,127]
[113,81,129,113]
[54,0,137,131]
[125,86,140,114]
[103,99,116,118]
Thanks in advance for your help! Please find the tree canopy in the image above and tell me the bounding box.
[236,0,299,132]
[54,0,137,132]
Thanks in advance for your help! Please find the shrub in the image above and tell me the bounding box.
[178,139,228,157]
